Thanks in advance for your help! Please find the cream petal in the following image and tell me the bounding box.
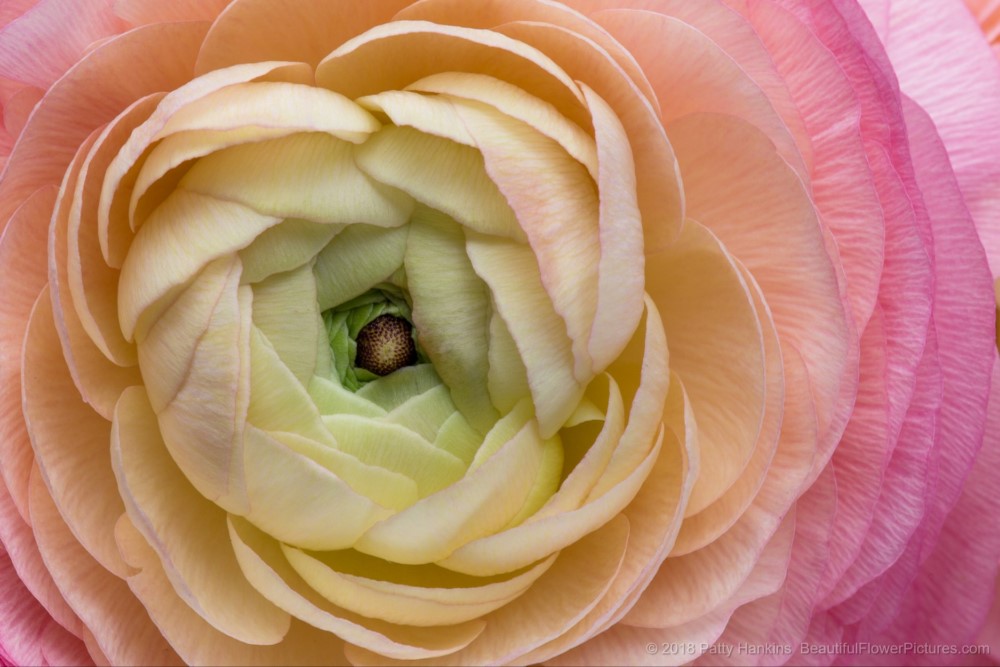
[241,219,342,286]
[347,516,630,666]
[353,126,524,241]
[581,83,645,373]
[282,545,556,627]
[309,375,388,419]
[353,417,548,564]
[532,375,625,519]
[314,223,409,311]
[404,208,498,433]
[323,415,466,499]
[247,326,334,444]
[130,126,338,228]
[268,429,418,513]
[385,384,459,443]
[404,72,599,177]
[144,257,252,513]
[118,190,281,341]
[485,304,530,414]
[227,515,488,660]
[241,426,393,550]
[251,264,320,386]
[465,233,583,439]
[111,387,291,644]
[178,133,415,227]
[98,60,311,259]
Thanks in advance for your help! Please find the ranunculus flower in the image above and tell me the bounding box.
[1,0,998,665]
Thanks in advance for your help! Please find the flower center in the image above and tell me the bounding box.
[322,286,425,391]
[355,314,417,376]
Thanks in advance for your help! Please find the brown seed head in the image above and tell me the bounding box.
[355,314,417,376]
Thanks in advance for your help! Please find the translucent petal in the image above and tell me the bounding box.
[404,208,498,433]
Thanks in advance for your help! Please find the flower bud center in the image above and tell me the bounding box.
[355,314,417,376]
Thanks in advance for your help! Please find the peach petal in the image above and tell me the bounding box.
[195,0,414,73]
[346,515,630,666]
[625,346,816,628]
[554,513,796,667]
[744,1,884,331]
[394,0,661,112]
[112,0,231,24]
[115,514,350,666]
[568,0,814,169]
[454,96,601,384]
[646,218,764,516]
[22,288,128,577]
[2,85,42,142]
[98,60,310,261]
[669,112,850,441]
[67,94,162,367]
[226,515,487,661]
[518,376,695,664]
[0,20,208,228]
[0,0,127,89]
[50,133,142,423]
[671,263,784,556]
[111,386,292,645]
[401,72,599,177]
[488,18,683,252]
[593,8,807,182]
[315,20,589,129]
[27,470,182,666]
[0,186,55,522]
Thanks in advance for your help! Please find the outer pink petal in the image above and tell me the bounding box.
[866,0,1000,278]
[0,0,128,89]
[0,543,90,667]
